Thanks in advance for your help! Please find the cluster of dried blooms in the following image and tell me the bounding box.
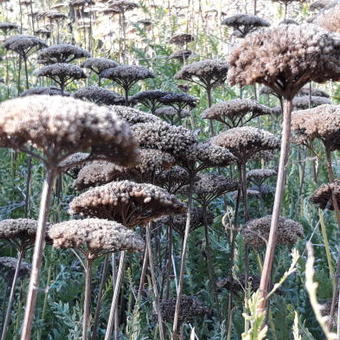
[217,275,261,293]
[291,104,340,151]
[113,106,161,125]
[169,49,193,62]
[20,86,66,97]
[310,180,340,210]
[0,95,138,166]
[228,24,340,97]
[202,99,274,127]
[243,215,304,247]
[35,63,87,82]
[81,58,119,75]
[222,14,270,38]
[298,86,330,98]
[160,295,209,323]
[132,121,197,156]
[312,3,340,33]
[154,166,192,193]
[247,168,277,185]
[3,35,47,56]
[175,59,229,88]
[169,33,194,46]
[48,218,145,256]
[154,106,191,124]
[109,0,139,12]
[132,90,170,113]
[69,180,186,227]
[37,44,91,64]
[0,257,31,277]
[292,95,331,109]
[0,22,19,33]
[0,219,37,248]
[212,127,280,163]
[73,86,125,105]
[159,92,198,111]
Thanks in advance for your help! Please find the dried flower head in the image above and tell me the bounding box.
[312,3,340,33]
[81,57,119,75]
[0,218,38,250]
[159,93,198,115]
[100,65,155,88]
[310,0,338,11]
[44,10,67,21]
[159,207,214,236]
[243,215,304,247]
[160,295,209,323]
[217,275,261,294]
[132,90,170,114]
[114,106,161,125]
[0,95,138,166]
[202,99,274,128]
[74,149,175,190]
[291,104,340,151]
[154,106,191,124]
[279,19,299,25]
[73,86,125,105]
[228,24,340,98]
[37,44,91,64]
[183,173,238,205]
[310,180,340,210]
[109,0,139,12]
[3,34,47,57]
[0,22,18,33]
[48,218,144,257]
[222,14,270,38]
[0,257,31,277]
[169,33,195,46]
[154,166,192,193]
[69,180,186,227]
[175,59,229,89]
[298,86,330,98]
[169,49,193,62]
[212,127,280,164]
[58,152,91,174]
[246,168,277,185]
[292,95,331,109]
[131,121,197,156]
[35,63,87,88]
[20,86,66,97]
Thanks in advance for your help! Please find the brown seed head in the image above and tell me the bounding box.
[3,34,47,56]
[73,86,125,105]
[81,57,119,74]
[310,180,340,210]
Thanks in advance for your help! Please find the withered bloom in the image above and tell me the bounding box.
[312,3,340,33]
[292,95,331,109]
[113,106,161,125]
[81,57,118,85]
[169,33,195,46]
[69,180,186,227]
[37,44,90,64]
[3,35,47,57]
[243,215,304,248]
[132,90,170,114]
[222,14,270,38]
[310,180,340,210]
[73,86,125,105]
[20,86,66,97]
[202,99,274,128]
[169,49,193,62]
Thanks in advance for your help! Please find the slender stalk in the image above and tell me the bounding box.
[145,224,165,340]
[172,177,193,339]
[23,56,29,90]
[104,251,126,340]
[83,258,92,340]
[137,247,148,301]
[21,167,56,340]
[92,255,110,340]
[1,250,24,340]
[24,155,32,218]
[258,99,292,310]
[206,86,214,135]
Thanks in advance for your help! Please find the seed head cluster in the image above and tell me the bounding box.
[175,59,229,88]
[37,44,91,64]
[0,95,138,166]
[69,180,186,227]
[243,215,304,247]
[291,104,340,151]
[100,65,155,84]
[73,86,125,105]
[169,33,195,46]
[228,24,340,98]
[114,106,161,125]
[169,49,193,61]
[35,63,87,81]
[313,3,340,33]
[20,86,65,97]
[0,257,31,277]
[81,57,119,74]
[212,127,280,163]
[310,180,340,210]
[202,99,274,127]
[3,34,47,56]
[292,95,331,109]
[48,218,144,256]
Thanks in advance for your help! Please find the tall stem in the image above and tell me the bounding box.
[20,167,56,340]
[83,258,92,340]
[146,224,165,340]
[23,56,29,90]
[259,99,292,310]
[92,255,110,340]
[1,250,24,340]
[104,251,126,340]
[172,176,193,339]
[137,247,148,301]
[206,86,214,135]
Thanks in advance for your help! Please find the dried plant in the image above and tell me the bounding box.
[154,106,191,125]
[0,95,138,339]
[222,14,270,38]
[169,33,194,46]
[202,99,274,128]
[312,3,340,33]
[228,23,340,309]
[310,180,340,210]
[100,65,155,105]
[37,44,91,64]
[20,86,66,96]
[113,105,161,125]
[73,86,125,105]
[49,218,144,340]
[292,95,331,109]
[169,49,193,62]
[81,57,119,85]
[132,90,170,114]
[35,63,87,95]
